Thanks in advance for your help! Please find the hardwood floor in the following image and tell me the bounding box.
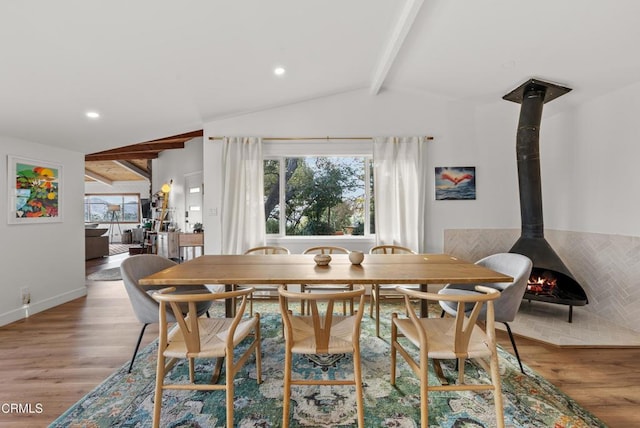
[0,252,637,427]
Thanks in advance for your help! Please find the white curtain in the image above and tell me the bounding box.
[221,137,266,254]
[373,136,428,252]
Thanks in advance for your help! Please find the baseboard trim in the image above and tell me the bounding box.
[0,287,87,327]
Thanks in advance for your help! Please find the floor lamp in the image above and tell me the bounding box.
[107,204,122,243]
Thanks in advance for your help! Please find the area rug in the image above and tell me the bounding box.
[50,310,606,428]
[109,243,133,256]
[86,267,122,281]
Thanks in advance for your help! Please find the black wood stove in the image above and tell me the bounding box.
[503,78,588,322]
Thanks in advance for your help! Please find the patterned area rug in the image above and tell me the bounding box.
[50,307,606,427]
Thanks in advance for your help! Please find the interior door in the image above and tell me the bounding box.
[184,171,203,232]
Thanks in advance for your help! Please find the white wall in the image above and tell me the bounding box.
[475,81,640,238]
[85,180,149,196]
[0,137,86,326]
[197,83,639,255]
[544,82,640,236]
[152,138,203,232]
[203,88,512,253]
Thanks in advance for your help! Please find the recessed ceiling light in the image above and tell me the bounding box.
[86,111,100,119]
[274,67,286,76]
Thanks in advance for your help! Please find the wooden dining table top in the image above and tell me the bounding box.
[138,253,513,286]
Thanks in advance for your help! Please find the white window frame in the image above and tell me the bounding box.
[262,140,376,249]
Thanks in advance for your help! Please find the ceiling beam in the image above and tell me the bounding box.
[87,141,185,157]
[370,0,424,95]
[147,130,203,142]
[84,169,113,186]
[85,130,202,160]
[113,160,151,180]
[85,151,160,161]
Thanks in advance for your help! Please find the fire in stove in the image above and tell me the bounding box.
[528,270,558,296]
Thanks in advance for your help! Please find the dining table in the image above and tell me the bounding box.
[139,253,514,317]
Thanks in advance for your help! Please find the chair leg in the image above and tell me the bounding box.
[188,358,195,383]
[489,342,506,428]
[254,317,263,384]
[282,347,293,428]
[226,351,235,428]
[128,323,149,373]
[420,347,429,428]
[390,313,398,384]
[503,322,525,374]
[369,285,376,318]
[353,347,365,428]
[152,353,165,428]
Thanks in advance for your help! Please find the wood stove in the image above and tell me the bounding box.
[503,78,588,322]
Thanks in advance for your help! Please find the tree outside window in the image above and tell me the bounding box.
[264,157,373,236]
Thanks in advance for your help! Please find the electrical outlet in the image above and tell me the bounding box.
[21,287,31,305]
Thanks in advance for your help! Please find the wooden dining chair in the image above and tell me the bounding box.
[368,244,417,337]
[278,284,366,428]
[242,245,290,314]
[438,252,532,374]
[302,246,354,315]
[391,286,504,428]
[151,286,262,428]
[178,232,204,262]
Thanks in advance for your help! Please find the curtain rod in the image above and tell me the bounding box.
[208,136,434,141]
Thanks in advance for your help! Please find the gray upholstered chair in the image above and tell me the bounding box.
[120,254,212,372]
[438,252,532,374]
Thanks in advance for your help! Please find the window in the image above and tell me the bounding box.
[84,193,141,224]
[264,157,374,236]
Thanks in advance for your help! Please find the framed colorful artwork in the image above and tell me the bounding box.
[7,155,63,224]
[435,166,476,200]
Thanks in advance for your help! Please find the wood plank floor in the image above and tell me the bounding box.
[0,252,637,427]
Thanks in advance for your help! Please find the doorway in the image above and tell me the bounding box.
[184,171,203,232]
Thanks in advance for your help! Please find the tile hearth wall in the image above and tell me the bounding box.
[444,229,640,335]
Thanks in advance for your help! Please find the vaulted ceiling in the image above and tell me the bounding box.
[84,130,202,184]
[3,1,640,164]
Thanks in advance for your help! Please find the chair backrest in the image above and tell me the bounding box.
[152,286,254,355]
[303,246,349,255]
[475,253,532,322]
[120,254,179,324]
[121,254,211,324]
[399,286,501,356]
[278,285,365,354]
[369,245,416,255]
[443,253,532,323]
[178,233,204,261]
[244,246,290,255]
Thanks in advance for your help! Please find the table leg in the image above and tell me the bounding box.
[225,283,235,317]
[420,284,429,317]
[211,357,224,384]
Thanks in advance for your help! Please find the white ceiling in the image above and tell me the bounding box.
[2,0,640,154]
